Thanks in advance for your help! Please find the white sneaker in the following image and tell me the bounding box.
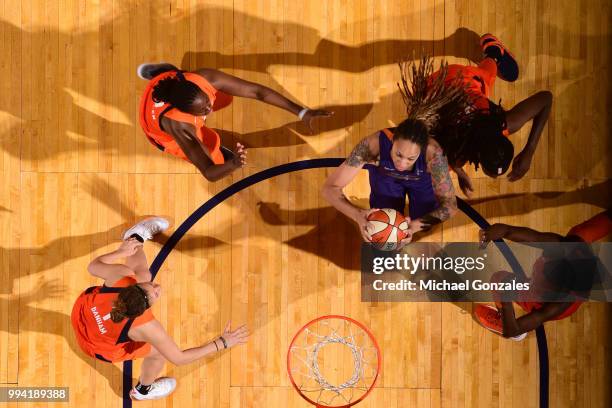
[123,217,169,241]
[136,62,177,80]
[130,377,177,400]
[510,332,527,342]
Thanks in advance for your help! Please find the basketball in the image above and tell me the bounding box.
[366,208,409,250]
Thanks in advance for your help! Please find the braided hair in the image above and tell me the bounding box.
[110,284,150,323]
[404,55,515,176]
[436,99,513,175]
[151,71,208,115]
[395,56,474,149]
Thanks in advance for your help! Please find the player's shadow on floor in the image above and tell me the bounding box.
[0,224,125,295]
[0,279,124,397]
[466,179,612,214]
[0,222,220,296]
[0,172,230,295]
[256,200,440,270]
[82,175,229,251]
[256,178,611,271]
[0,2,482,165]
[0,278,214,399]
[1,1,608,166]
[181,27,482,73]
[214,102,375,149]
[257,202,361,271]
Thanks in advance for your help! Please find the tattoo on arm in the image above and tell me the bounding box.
[422,147,457,225]
[345,138,375,167]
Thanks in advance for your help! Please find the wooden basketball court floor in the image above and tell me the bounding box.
[0,0,610,407]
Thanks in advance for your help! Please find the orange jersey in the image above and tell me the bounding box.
[71,276,154,362]
[441,59,497,110]
[139,71,231,164]
[431,59,510,137]
[515,256,582,320]
[513,210,612,320]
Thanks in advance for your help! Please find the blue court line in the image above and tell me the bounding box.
[122,158,548,408]
[457,199,549,408]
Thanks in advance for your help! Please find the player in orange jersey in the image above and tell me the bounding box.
[474,210,611,340]
[430,34,553,196]
[138,63,332,182]
[71,217,249,400]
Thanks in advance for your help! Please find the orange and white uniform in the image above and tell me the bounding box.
[138,71,233,164]
[71,276,154,363]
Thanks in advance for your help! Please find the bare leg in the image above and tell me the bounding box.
[139,346,166,385]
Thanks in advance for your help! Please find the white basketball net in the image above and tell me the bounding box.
[288,317,380,407]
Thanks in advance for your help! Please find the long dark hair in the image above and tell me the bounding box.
[152,71,206,114]
[435,99,513,174]
[110,285,149,323]
[395,56,474,152]
[398,57,515,175]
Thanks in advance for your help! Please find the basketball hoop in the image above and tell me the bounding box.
[287,315,382,408]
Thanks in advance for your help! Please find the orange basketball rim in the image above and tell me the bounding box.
[287,315,382,408]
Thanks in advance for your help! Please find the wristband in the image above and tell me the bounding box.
[213,339,219,351]
[298,108,309,120]
[219,336,228,349]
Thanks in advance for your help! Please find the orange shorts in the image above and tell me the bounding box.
[92,341,152,363]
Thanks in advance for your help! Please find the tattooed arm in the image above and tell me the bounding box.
[410,139,458,233]
[322,132,380,241]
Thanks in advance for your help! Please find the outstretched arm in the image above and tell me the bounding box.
[499,301,572,337]
[131,320,249,366]
[505,91,553,181]
[197,68,332,131]
[480,223,564,245]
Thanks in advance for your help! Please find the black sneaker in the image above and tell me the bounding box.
[480,34,519,82]
[136,62,179,80]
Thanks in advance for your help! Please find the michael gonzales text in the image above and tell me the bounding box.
[372,279,530,291]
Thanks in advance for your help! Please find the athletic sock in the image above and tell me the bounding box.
[135,382,152,395]
[129,233,145,243]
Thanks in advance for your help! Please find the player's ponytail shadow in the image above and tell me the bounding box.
[0,279,124,398]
